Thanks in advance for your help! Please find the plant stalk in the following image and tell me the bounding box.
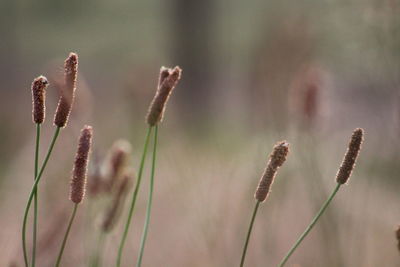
[55,204,78,267]
[89,230,106,267]
[116,126,153,267]
[32,123,41,267]
[240,201,260,267]
[278,183,341,267]
[22,127,61,267]
[136,125,158,267]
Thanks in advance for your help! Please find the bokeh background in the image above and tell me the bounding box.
[0,0,399,266]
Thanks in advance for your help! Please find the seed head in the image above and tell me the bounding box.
[146,66,182,126]
[336,128,364,184]
[255,141,289,202]
[54,52,78,128]
[70,125,93,204]
[31,76,48,124]
[106,140,131,191]
[102,172,133,232]
[109,140,131,179]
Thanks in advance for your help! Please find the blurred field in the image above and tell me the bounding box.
[0,0,399,266]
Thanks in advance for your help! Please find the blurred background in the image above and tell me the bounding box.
[0,0,399,266]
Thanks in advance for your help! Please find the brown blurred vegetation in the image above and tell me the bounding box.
[0,0,399,266]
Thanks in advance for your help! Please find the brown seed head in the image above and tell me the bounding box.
[54,52,78,128]
[336,128,364,184]
[70,125,93,204]
[146,66,182,126]
[106,140,131,190]
[255,141,289,202]
[102,172,133,232]
[158,67,170,86]
[31,76,48,124]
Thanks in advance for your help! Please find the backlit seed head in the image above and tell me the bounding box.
[31,76,48,124]
[54,52,78,128]
[70,125,93,204]
[146,66,182,126]
[255,141,289,202]
[336,128,364,184]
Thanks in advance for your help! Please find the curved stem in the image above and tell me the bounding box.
[136,125,158,267]
[32,124,41,267]
[55,204,78,267]
[278,183,341,267]
[22,127,61,267]
[116,127,153,267]
[240,201,260,267]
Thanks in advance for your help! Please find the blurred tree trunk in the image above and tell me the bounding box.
[171,0,215,125]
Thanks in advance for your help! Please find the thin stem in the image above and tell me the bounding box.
[240,201,260,267]
[116,127,153,267]
[22,127,61,267]
[90,231,106,267]
[278,183,341,267]
[32,124,40,267]
[54,204,78,267]
[136,125,158,267]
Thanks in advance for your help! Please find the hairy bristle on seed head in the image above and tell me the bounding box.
[54,52,78,128]
[102,172,133,232]
[70,125,93,204]
[146,66,182,126]
[336,128,364,184]
[31,76,49,124]
[255,141,289,202]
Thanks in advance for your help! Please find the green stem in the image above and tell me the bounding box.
[89,230,106,267]
[55,204,78,267]
[240,201,260,267]
[22,127,61,267]
[32,124,41,267]
[278,183,341,267]
[136,125,158,267]
[116,127,153,267]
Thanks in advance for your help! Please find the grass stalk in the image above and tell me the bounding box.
[136,125,158,267]
[54,204,78,267]
[278,183,341,267]
[116,126,153,267]
[90,231,106,267]
[31,123,41,267]
[240,201,260,267]
[22,127,61,267]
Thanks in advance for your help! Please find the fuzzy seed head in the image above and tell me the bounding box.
[106,140,131,191]
[70,125,93,204]
[255,141,289,202]
[31,76,48,124]
[54,52,78,128]
[158,67,170,87]
[146,66,182,126]
[336,128,364,184]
